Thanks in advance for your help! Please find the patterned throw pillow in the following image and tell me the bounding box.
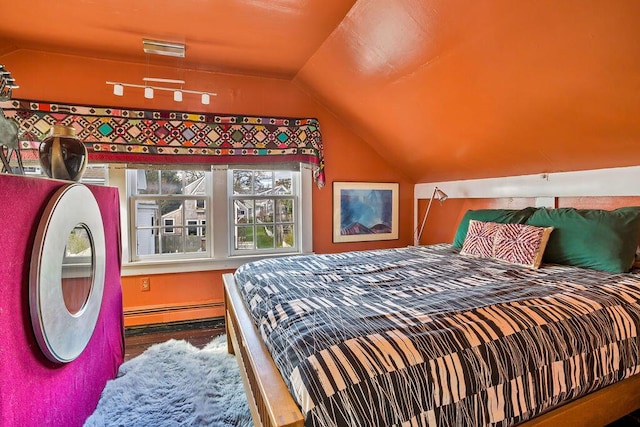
[460,220,553,269]
[460,220,501,258]
[493,223,554,269]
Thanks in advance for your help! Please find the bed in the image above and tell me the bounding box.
[224,208,640,427]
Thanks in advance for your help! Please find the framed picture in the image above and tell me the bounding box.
[333,182,399,243]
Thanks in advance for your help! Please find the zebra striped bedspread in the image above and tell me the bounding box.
[234,244,640,426]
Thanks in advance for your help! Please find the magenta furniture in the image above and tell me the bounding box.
[0,174,124,427]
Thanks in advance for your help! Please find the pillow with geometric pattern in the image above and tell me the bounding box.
[460,220,502,258]
[460,220,554,269]
[492,222,554,269]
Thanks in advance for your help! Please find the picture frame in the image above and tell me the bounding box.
[333,181,399,243]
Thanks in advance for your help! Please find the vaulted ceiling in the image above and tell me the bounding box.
[2,0,639,183]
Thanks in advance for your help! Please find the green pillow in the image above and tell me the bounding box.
[525,207,640,273]
[453,207,537,248]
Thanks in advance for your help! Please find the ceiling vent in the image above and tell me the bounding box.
[142,39,185,58]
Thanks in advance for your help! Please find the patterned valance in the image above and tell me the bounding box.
[0,99,325,186]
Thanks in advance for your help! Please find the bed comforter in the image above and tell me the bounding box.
[234,244,640,426]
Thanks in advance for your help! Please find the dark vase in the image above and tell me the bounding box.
[39,125,87,181]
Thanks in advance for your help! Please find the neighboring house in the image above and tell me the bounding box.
[232,183,291,249]
[137,175,207,254]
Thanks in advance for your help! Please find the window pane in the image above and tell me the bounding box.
[235,226,254,250]
[161,201,183,231]
[185,233,206,253]
[161,233,183,253]
[185,171,206,195]
[228,167,300,255]
[161,170,185,194]
[137,170,160,194]
[163,219,175,234]
[233,170,253,195]
[234,199,254,223]
[276,224,295,248]
[276,199,294,222]
[257,225,274,249]
[135,200,159,227]
[187,220,198,236]
[137,229,159,255]
[130,168,211,261]
[274,171,293,195]
[255,199,274,224]
[253,171,273,194]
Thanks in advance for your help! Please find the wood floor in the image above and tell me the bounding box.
[123,319,640,426]
[124,318,225,361]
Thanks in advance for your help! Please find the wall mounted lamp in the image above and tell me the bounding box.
[106,78,216,105]
[414,186,448,245]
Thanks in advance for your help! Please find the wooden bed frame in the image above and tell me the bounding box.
[223,272,640,427]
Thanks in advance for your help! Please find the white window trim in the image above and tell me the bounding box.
[228,168,300,256]
[163,218,175,234]
[126,169,213,262]
[110,163,313,276]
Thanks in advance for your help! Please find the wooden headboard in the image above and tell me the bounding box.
[414,165,640,245]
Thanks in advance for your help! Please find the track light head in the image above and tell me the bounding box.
[106,81,215,103]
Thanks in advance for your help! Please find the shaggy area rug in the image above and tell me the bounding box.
[84,335,252,427]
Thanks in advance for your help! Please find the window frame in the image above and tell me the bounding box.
[127,169,212,262]
[115,163,313,276]
[163,218,175,234]
[228,167,300,256]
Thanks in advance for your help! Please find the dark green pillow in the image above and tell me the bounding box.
[525,207,640,273]
[453,207,537,248]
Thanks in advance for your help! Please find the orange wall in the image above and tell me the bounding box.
[3,49,413,326]
[418,196,640,246]
[417,197,535,245]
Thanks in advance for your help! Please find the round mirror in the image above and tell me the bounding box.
[30,184,106,363]
[62,225,94,315]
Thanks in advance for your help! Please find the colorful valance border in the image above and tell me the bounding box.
[0,99,325,187]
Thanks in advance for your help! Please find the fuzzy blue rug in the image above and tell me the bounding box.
[85,335,252,427]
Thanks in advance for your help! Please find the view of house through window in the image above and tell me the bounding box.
[230,169,297,254]
[127,165,303,263]
[129,169,209,259]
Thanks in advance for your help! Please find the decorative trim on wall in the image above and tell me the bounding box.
[0,99,326,186]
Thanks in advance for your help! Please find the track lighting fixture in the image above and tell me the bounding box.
[106,39,214,104]
[106,80,216,105]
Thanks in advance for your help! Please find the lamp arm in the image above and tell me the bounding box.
[414,187,437,245]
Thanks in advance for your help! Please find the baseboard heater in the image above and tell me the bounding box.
[124,301,224,316]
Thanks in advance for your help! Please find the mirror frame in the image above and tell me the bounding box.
[29,183,106,363]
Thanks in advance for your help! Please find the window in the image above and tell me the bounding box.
[187,220,198,236]
[229,168,298,255]
[163,218,175,234]
[127,169,210,260]
[122,163,311,269]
